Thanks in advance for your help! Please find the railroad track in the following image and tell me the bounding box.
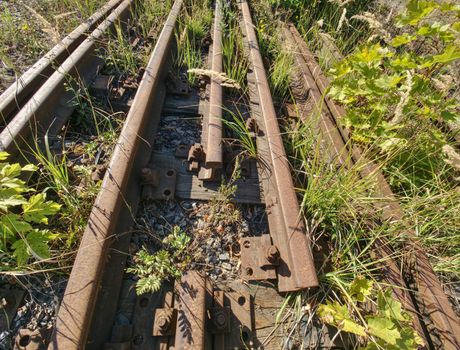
[0,0,459,349]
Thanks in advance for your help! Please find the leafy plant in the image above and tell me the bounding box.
[327,0,460,190]
[318,276,424,349]
[0,152,61,268]
[128,226,191,294]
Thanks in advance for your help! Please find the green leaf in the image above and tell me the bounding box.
[0,214,33,238]
[0,163,23,179]
[367,316,401,345]
[22,193,61,224]
[21,164,37,172]
[349,276,373,302]
[12,239,28,266]
[318,301,366,336]
[391,34,416,47]
[377,290,406,321]
[397,0,438,26]
[0,190,27,211]
[12,230,54,265]
[421,45,460,67]
[25,230,52,260]
[374,74,403,90]
[0,152,9,161]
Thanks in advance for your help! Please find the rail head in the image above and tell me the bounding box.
[48,1,183,348]
[238,0,318,292]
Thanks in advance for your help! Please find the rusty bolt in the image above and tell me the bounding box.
[266,245,280,265]
[213,310,228,330]
[157,315,170,333]
[141,168,159,186]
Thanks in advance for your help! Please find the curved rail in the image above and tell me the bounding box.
[0,0,122,123]
[0,0,134,158]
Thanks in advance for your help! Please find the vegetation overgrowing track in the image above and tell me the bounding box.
[0,0,459,349]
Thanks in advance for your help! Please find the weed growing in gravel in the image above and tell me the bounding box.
[128,226,191,294]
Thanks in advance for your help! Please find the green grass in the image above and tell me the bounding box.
[175,0,212,84]
[0,0,106,80]
[222,3,249,92]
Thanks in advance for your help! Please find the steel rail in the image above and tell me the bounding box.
[48,1,183,348]
[0,0,123,123]
[204,0,223,169]
[238,0,318,292]
[281,24,429,343]
[288,24,460,349]
[0,0,134,157]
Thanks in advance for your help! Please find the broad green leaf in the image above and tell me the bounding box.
[377,290,406,321]
[374,75,403,90]
[0,190,27,211]
[0,214,32,238]
[21,164,37,172]
[0,152,8,161]
[391,34,416,47]
[367,316,401,345]
[22,193,61,224]
[421,45,460,67]
[452,22,460,32]
[397,0,438,26]
[12,239,28,266]
[1,163,22,178]
[26,230,52,260]
[11,230,53,265]
[349,276,373,302]
[318,301,366,336]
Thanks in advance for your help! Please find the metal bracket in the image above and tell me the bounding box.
[141,166,177,200]
[187,143,205,173]
[14,328,51,350]
[152,307,177,336]
[240,235,278,280]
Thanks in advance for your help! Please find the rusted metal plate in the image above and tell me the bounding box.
[173,271,207,349]
[240,236,277,281]
[150,152,262,203]
[142,166,177,200]
[14,328,52,350]
[225,290,253,349]
[239,0,318,292]
[50,2,183,348]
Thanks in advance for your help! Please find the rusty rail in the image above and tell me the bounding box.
[0,0,133,157]
[204,0,223,169]
[0,0,122,124]
[287,23,460,349]
[238,0,318,292]
[48,1,183,348]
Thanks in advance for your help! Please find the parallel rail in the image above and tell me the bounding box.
[285,23,460,350]
[0,0,123,123]
[0,0,458,349]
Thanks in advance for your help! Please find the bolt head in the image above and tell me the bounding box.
[266,245,280,264]
[213,310,227,329]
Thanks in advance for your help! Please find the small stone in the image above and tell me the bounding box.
[221,262,232,271]
[219,253,229,261]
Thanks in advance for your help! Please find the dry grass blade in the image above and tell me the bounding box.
[19,2,60,44]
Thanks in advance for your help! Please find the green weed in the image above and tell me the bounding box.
[128,226,191,294]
